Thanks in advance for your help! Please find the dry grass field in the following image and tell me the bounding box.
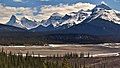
[0,44,120,57]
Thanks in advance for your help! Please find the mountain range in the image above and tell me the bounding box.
[1,2,120,44]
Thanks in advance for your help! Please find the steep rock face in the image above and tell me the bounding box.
[6,15,37,29]
[20,17,37,29]
[7,15,17,25]
[37,10,91,32]
[42,10,91,27]
[7,15,25,29]
[42,13,63,27]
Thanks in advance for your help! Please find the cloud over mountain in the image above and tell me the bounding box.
[0,2,95,24]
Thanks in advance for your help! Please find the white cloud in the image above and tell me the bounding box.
[36,2,95,21]
[13,0,23,2]
[40,0,49,1]
[0,2,95,24]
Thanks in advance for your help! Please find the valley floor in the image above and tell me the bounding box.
[0,44,120,68]
[0,43,120,57]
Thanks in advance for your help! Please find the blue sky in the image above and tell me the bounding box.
[0,0,120,11]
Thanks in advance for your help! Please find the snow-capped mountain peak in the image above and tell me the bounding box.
[61,10,92,25]
[42,10,92,28]
[92,2,111,13]
[85,2,120,24]
[88,8,120,24]
[6,15,38,29]
[101,1,108,6]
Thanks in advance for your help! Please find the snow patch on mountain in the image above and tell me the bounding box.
[88,3,120,24]
[100,10,120,24]
[20,17,38,29]
[42,13,63,27]
[115,10,120,14]
[41,10,92,28]
[60,10,92,26]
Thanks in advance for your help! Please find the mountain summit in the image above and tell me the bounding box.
[7,15,25,29]
[92,2,111,13]
[87,3,120,24]
[6,15,38,29]
[42,13,63,27]
[7,15,17,25]
[101,1,108,6]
